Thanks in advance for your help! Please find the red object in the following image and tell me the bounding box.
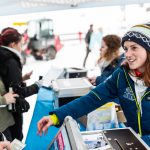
[54,35,63,51]
[78,32,82,42]
[23,33,29,42]
[25,48,31,55]
[134,69,142,77]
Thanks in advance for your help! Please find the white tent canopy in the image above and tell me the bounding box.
[1,0,150,16]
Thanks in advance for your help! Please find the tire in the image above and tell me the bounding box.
[46,46,56,60]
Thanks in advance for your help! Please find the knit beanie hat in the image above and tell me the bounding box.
[122,23,150,52]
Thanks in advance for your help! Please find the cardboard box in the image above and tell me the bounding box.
[117,110,127,123]
[115,105,127,123]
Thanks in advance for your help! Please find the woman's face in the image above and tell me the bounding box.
[100,40,108,57]
[124,41,147,72]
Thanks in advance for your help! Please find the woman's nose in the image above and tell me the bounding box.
[125,49,132,57]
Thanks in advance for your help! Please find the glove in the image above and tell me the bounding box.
[15,96,30,113]
[35,79,43,88]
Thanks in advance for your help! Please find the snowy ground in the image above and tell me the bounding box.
[22,40,100,142]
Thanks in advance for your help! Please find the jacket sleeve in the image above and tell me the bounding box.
[5,59,39,97]
[4,59,22,91]
[50,68,121,125]
[95,56,124,86]
[0,80,7,105]
[95,68,115,86]
[0,95,6,105]
[21,84,39,97]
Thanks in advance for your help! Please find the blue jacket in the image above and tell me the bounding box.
[51,66,150,136]
[95,53,125,86]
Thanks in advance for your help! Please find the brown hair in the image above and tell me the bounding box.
[97,35,121,63]
[142,51,150,86]
[0,28,22,46]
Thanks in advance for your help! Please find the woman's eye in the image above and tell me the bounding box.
[131,46,137,50]
[123,47,128,52]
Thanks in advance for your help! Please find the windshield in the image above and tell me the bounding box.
[40,19,54,37]
[27,19,53,38]
[27,21,40,38]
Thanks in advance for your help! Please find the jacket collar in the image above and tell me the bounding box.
[1,46,22,63]
[123,67,150,94]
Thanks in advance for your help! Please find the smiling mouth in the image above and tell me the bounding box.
[127,58,136,63]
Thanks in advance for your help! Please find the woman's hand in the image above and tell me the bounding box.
[3,93,19,105]
[0,141,11,150]
[22,70,33,81]
[37,116,54,136]
[87,76,97,86]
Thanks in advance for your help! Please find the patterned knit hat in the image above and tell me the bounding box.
[122,23,150,52]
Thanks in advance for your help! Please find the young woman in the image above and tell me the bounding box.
[0,28,40,141]
[83,24,93,67]
[37,24,150,146]
[89,34,123,86]
[0,79,18,141]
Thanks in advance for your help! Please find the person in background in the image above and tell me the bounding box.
[37,23,150,147]
[89,27,103,53]
[0,79,18,141]
[83,24,93,67]
[0,28,41,141]
[88,34,123,86]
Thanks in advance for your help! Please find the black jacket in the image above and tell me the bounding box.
[0,46,38,97]
[85,29,93,44]
[0,46,39,140]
